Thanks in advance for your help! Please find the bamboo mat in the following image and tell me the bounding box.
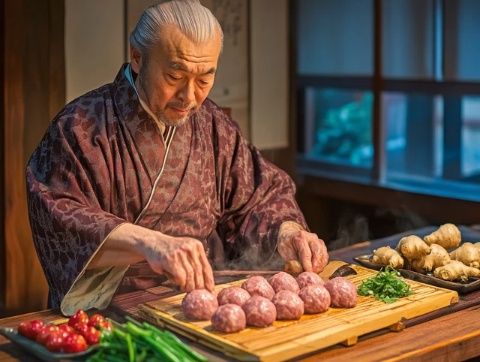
[139,263,458,362]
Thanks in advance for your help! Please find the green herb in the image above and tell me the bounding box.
[86,317,207,362]
[357,266,412,303]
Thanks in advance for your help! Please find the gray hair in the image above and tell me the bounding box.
[130,0,223,55]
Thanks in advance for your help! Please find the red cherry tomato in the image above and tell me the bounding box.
[97,319,112,331]
[82,326,101,345]
[57,325,74,339]
[18,320,45,340]
[87,314,105,329]
[73,322,89,335]
[18,321,32,339]
[45,332,64,352]
[35,325,59,345]
[68,310,89,327]
[62,333,88,353]
[58,324,75,333]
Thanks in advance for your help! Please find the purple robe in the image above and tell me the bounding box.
[26,64,307,309]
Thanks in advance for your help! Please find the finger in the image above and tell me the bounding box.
[179,252,195,292]
[187,245,205,290]
[308,237,323,273]
[277,238,297,261]
[197,243,215,292]
[165,255,187,291]
[318,238,329,271]
[295,235,313,272]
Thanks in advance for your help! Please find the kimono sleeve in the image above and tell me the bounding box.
[26,116,127,313]
[214,113,308,266]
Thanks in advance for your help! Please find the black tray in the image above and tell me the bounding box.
[354,254,480,294]
[0,326,98,361]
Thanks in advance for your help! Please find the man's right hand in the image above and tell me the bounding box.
[140,233,215,293]
[88,223,215,293]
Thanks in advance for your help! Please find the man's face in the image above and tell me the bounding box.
[131,25,222,127]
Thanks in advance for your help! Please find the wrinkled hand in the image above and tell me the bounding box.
[141,234,214,293]
[277,222,329,273]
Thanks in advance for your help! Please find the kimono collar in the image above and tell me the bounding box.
[124,64,166,135]
[112,63,167,138]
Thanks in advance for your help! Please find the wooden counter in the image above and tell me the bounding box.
[2,226,480,361]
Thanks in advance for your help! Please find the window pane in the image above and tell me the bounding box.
[384,92,480,200]
[303,88,373,168]
[296,0,373,76]
[382,0,434,78]
[384,92,440,178]
[444,0,480,81]
[461,96,480,178]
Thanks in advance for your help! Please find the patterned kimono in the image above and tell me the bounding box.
[26,64,307,314]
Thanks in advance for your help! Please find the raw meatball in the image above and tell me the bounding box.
[217,287,251,307]
[241,276,275,300]
[296,272,324,289]
[272,290,304,320]
[211,304,246,333]
[182,289,218,321]
[324,277,357,308]
[242,296,277,327]
[269,272,300,294]
[298,285,331,314]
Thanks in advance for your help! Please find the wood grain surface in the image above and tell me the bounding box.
[2,0,65,316]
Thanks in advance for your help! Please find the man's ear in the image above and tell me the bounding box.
[130,46,143,74]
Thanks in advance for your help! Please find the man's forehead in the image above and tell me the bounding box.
[154,25,221,67]
[169,61,216,75]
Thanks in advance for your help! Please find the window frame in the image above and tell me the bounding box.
[292,0,480,222]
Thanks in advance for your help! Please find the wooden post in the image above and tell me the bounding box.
[2,0,65,316]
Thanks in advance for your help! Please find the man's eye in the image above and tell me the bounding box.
[198,79,210,86]
[167,74,181,81]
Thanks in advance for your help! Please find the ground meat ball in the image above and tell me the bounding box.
[217,287,251,307]
[272,290,304,320]
[296,272,324,289]
[324,277,357,308]
[242,296,277,327]
[182,289,219,321]
[241,276,275,300]
[269,272,300,294]
[211,304,246,333]
[299,285,331,314]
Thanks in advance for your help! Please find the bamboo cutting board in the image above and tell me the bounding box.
[138,262,458,362]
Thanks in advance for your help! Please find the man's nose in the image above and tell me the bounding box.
[178,80,195,104]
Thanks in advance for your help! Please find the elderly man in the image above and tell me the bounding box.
[26,0,328,315]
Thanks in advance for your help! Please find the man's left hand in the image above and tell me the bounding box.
[277,222,329,273]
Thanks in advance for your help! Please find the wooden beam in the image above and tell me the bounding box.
[4,0,29,316]
[301,175,480,225]
[0,0,6,317]
[372,0,385,183]
[3,0,64,316]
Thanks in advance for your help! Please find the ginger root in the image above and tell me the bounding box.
[396,235,430,261]
[424,223,461,249]
[433,260,480,281]
[371,246,404,269]
[450,242,480,268]
[411,244,450,272]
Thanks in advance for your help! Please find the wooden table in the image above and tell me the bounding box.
[2,226,480,361]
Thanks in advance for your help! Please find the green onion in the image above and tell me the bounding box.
[357,266,412,303]
[86,318,207,362]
